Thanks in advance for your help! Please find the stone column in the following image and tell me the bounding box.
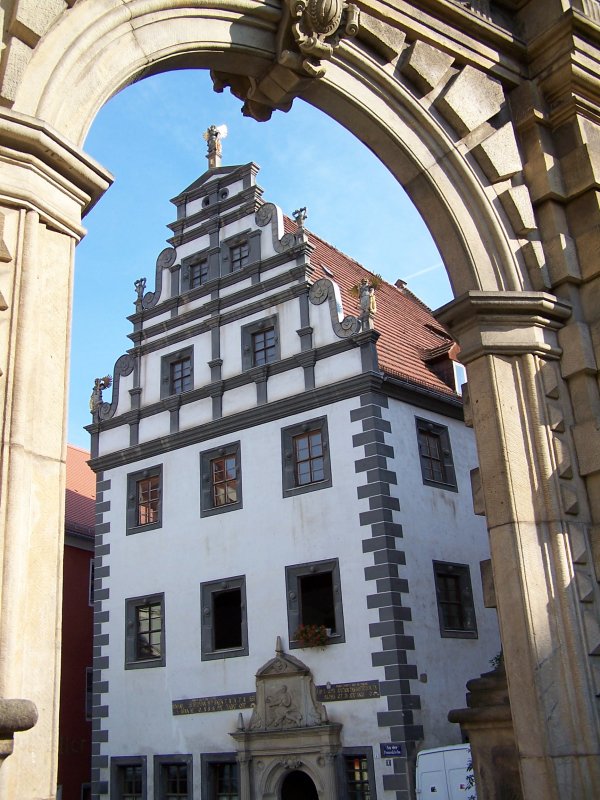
[437,290,600,800]
[0,108,111,799]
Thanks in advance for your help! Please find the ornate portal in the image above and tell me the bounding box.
[231,639,342,798]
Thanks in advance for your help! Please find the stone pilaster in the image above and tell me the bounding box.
[438,290,600,800]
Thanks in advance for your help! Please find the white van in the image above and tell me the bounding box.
[415,743,476,799]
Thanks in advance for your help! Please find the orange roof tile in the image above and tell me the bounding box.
[65,444,95,536]
[283,218,458,399]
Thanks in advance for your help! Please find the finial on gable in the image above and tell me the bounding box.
[203,124,228,169]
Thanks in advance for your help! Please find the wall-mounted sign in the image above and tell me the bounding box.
[380,743,403,758]
[316,680,380,702]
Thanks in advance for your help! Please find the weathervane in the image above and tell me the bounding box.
[203,124,228,169]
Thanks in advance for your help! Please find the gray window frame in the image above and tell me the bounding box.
[181,248,215,292]
[281,417,332,498]
[338,747,377,800]
[200,576,248,661]
[241,315,280,371]
[415,417,457,492]
[433,560,478,639]
[199,442,243,517]
[153,754,192,800]
[126,465,163,535]
[125,593,166,669]
[221,229,261,276]
[201,753,239,800]
[110,755,147,800]
[285,558,345,649]
[161,346,194,399]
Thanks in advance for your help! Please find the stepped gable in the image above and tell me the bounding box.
[65,444,95,536]
[283,217,458,397]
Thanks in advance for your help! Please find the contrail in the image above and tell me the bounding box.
[403,262,444,280]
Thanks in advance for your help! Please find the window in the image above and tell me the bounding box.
[202,755,239,800]
[201,576,248,660]
[281,417,332,498]
[154,755,192,800]
[285,559,345,648]
[127,466,163,534]
[125,594,166,668]
[161,347,194,398]
[415,418,457,491]
[341,748,376,800]
[230,240,249,271]
[433,561,477,639]
[111,757,147,800]
[85,666,93,720]
[200,442,242,517]
[241,315,280,371]
[189,259,208,289]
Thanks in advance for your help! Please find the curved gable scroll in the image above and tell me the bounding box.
[97,353,135,421]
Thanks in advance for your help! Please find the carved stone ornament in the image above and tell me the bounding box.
[139,247,177,311]
[255,203,300,252]
[309,278,361,338]
[95,354,135,421]
[245,639,328,732]
[212,0,359,121]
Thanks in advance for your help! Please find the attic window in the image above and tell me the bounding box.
[425,323,452,340]
[322,265,334,277]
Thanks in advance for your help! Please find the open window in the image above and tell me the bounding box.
[201,576,248,660]
[286,559,345,648]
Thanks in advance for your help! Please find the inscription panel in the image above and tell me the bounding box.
[172,680,380,716]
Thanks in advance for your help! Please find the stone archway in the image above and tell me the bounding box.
[1,3,600,799]
[281,770,319,800]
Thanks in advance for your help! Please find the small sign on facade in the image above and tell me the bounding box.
[380,743,403,758]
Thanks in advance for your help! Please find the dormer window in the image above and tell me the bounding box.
[230,241,249,271]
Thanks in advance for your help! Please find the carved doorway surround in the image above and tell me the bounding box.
[231,640,341,799]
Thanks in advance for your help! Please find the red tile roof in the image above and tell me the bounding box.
[65,444,95,536]
[283,218,459,399]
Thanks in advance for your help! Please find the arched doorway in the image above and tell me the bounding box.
[281,770,318,800]
[1,4,599,800]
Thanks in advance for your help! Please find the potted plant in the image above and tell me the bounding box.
[294,623,328,648]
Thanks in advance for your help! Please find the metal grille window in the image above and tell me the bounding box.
[162,763,188,800]
[169,356,192,395]
[345,755,371,799]
[293,430,325,486]
[213,763,238,800]
[211,455,238,507]
[189,259,208,289]
[120,765,142,800]
[137,475,160,526]
[433,561,477,638]
[415,418,457,491]
[230,241,249,270]
[252,327,276,366]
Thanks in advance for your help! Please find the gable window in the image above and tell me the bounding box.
[125,593,166,668]
[252,327,276,366]
[286,559,345,648]
[200,442,242,517]
[126,465,162,534]
[161,347,194,398]
[189,259,209,289]
[241,315,280,371]
[342,748,376,800]
[433,561,477,639]
[281,417,332,498]
[415,418,457,491]
[111,757,147,800]
[202,754,239,800]
[201,576,248,660]
[230,241,249,271]
[154,755,192,800]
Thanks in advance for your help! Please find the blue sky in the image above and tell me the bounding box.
[69,70,451,449]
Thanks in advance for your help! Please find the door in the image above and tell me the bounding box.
[280,770,319,800]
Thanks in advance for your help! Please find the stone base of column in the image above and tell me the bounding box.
[448,663,523,800]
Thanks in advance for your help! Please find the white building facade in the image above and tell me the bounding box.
[88,157,499,800]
